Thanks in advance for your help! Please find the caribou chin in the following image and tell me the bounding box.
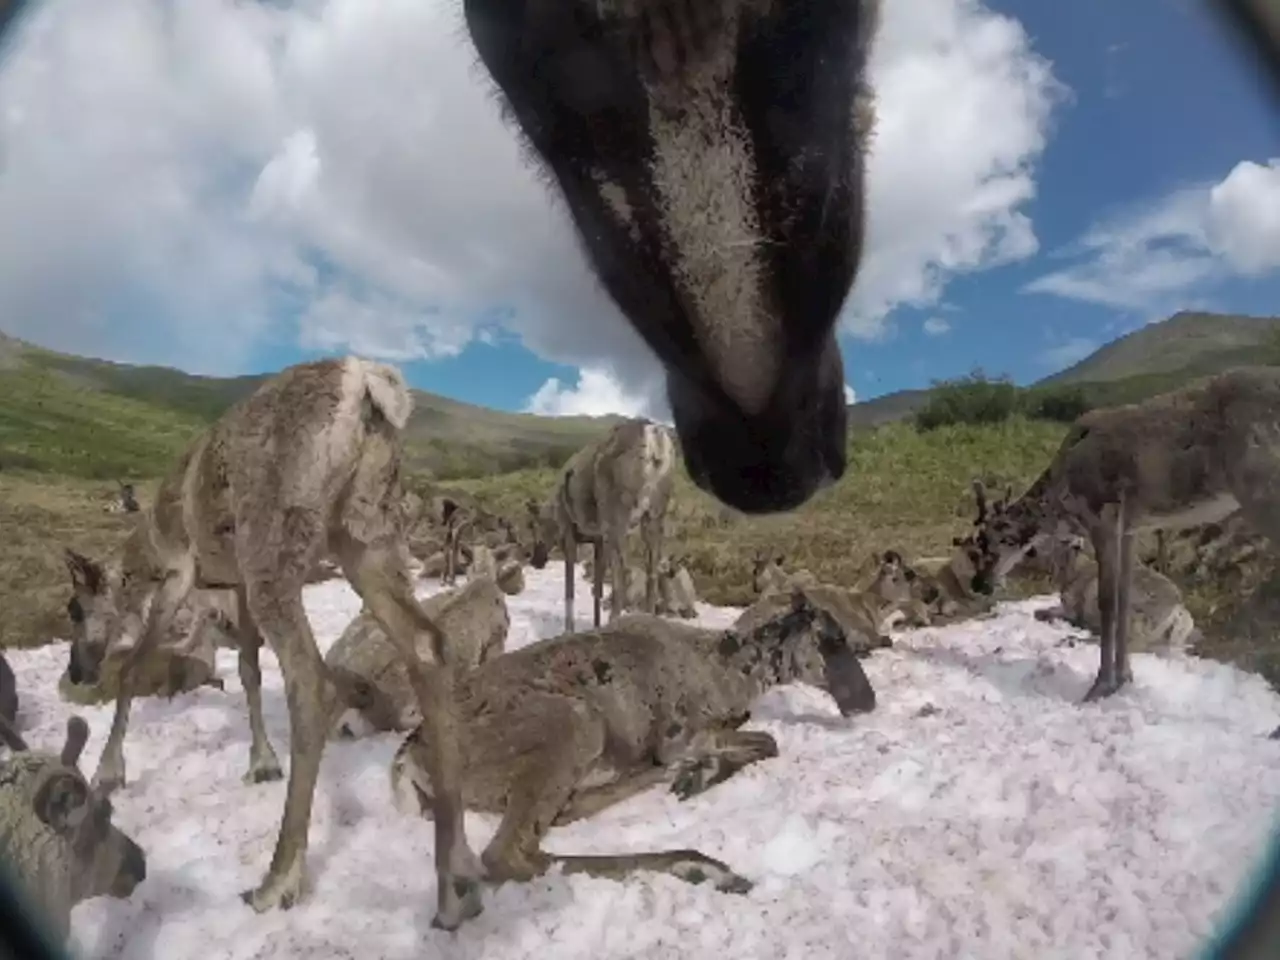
[463,0,879,513]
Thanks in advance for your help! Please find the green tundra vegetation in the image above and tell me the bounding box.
[3,313,1278,687]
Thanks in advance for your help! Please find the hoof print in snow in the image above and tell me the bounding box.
[914,703,940,718]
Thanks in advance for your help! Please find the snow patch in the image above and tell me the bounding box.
[0,566,1275,958]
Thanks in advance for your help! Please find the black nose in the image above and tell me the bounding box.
[971,571,995,596]
[125,839,147,883]
[111,836,147,896]
[671,382,847,515]
[67,647,97,686]
[823,649,877,716]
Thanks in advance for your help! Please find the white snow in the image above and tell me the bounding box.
[5,566,1280,959]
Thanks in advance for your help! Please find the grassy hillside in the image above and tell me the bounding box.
[848,311,1280,428]
[0,417,1071,652]
[5,321,1280,688]
[0,338,621,480]
[846,387,934,430]
[1040,311,1280,386]
[455,417,1070,606]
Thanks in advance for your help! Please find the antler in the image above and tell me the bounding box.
[971,479,988,525]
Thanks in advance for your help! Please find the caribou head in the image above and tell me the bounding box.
[463,0,880,513]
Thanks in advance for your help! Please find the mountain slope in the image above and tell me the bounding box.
[1037,311,1280,386]
[0,337,621,480]
[845,311,1280,427]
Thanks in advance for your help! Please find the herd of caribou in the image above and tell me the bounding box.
[2,352,1277,947]
[0,0,1278,950]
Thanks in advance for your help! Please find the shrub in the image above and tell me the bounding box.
[1022,384,1093,423]
[914,371,1020,431]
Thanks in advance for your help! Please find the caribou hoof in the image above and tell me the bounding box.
[430,877,485,931]
[1082,672,1131,703]
[242,763,284,785]
[668,851,754,894]
[242,860,306,912]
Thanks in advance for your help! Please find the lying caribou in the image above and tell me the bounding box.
[1034,530,1199,656]
[389,592,875,893]
[0,717,147,945]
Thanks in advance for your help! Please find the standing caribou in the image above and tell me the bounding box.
[58,358,484,932]
[534,419,677,632]
[967,367,1280,702]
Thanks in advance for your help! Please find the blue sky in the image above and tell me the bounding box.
[268,0,1280,407]
[0,0,1277,412]
[836,0,1280,398]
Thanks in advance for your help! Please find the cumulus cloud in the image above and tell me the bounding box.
[843,0,1063,337]
[923,316,951,336]
[1025,158,1280,315]
[844,383,858,405]
[524,367,651,418]
[0,0,1063,392]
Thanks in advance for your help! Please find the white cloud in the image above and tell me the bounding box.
[923,316,951,336]
[524,367,651,419]
[1206,160,1280,275]
[842,0,1063,338]
[843,383,858,405]
[1025,158,1280,315]
[0,0,1064,389]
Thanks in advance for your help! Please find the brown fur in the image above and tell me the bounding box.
[60,357,484,929]
[1033,532,1198,656]
[658,556,699,618]
[972,367,1280,701]
[326,578,510,738]
[534,419,677,632]
[738,554,918,655]
[60,579,235,704]
[0,717,146,943]
[750,553,819,596]
[388,594,874,893]
[893,543,995,626]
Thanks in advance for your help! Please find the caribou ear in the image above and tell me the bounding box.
[60,716,89,768]
[64,550,103,594]
[33,771,91,835]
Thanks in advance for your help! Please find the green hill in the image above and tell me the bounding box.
[846,310,1280,427]
[1038,311,1280,386]
[0,336,622,481]
[4,308,1278,482]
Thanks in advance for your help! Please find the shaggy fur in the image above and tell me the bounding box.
[60,357,484,930]
[0,717,146,943]
[388,594,874,892]
[970,367,1280,701]
[326,578,510,739]
[463,0,881,513]
[535,420,677,632]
